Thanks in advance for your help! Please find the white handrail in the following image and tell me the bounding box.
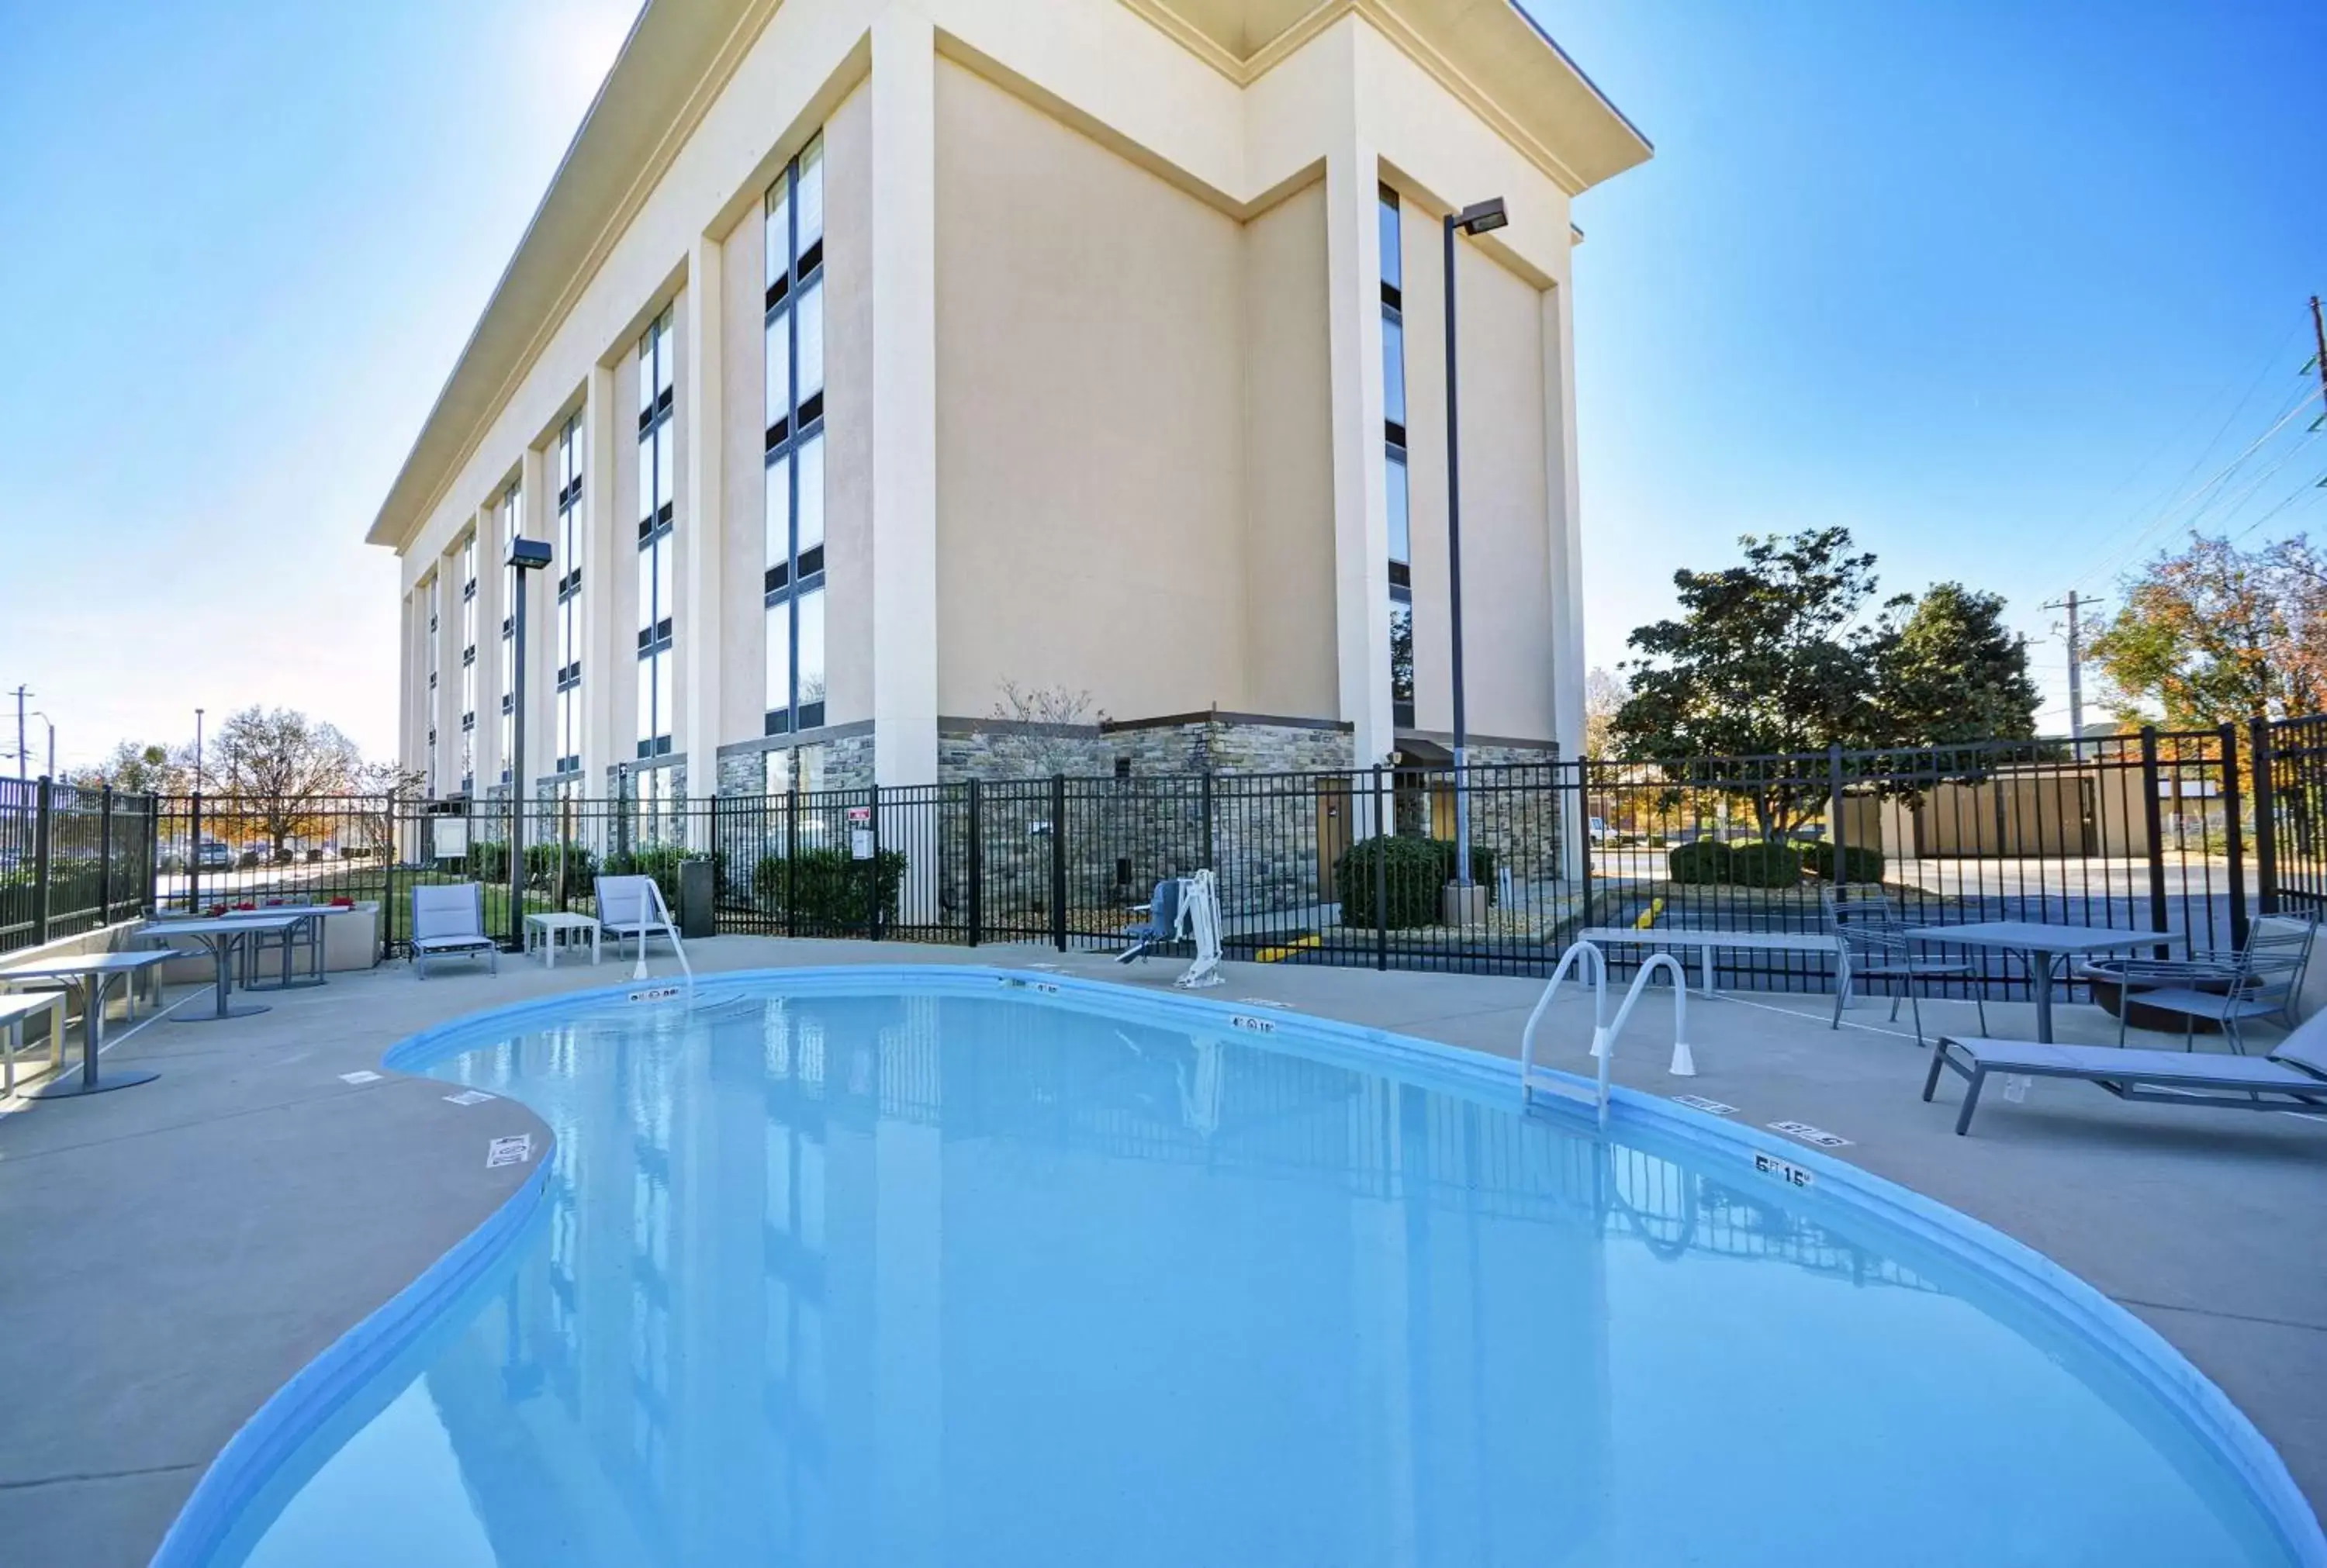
[1519,939,1606,1103]
[1522,941,1695,1129]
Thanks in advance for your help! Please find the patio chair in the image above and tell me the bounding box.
[410,883,499,978]
[1115,879,1183,965]
[1923,1013,2327,1135]
[1822,885,1986,1046]
[2083,912,2318,1055]
[596,874,690,981]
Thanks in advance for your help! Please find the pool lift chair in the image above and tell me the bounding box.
[1113,872,1226,989]
[595,874,694,985]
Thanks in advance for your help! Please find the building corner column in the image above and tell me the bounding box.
[582,360,622,793]
[869,5,940,788]
[1325,132,1395,768]
[1542,275,1585,765]
[680,239,728,813]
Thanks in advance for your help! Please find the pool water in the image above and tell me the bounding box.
[201,974,2301,1566]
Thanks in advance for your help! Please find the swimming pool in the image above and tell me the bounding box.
[167,967,2319,1566]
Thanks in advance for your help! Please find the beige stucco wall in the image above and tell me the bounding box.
[821,83,876,730]
[932,58,1250,722]
[1395,195,1554,744]
[1238,178,1337,722]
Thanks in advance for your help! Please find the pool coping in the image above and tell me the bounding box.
[150,963,2327,1568]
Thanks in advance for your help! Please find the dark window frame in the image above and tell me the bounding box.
[763,136,829,738]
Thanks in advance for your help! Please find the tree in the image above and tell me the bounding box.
[2087,534,2327,725]
[1582,666,1629,757]
[69,740,193,797]
[1613,528,1890,838]
[209,706,362,854]
[986,682,1108,776]
[1871,583,2040,744]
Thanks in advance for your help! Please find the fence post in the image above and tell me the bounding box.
[383,791,399,962]
[784,782,799,940]
[2251,716,2278,917]
[145,794,160,916]
[966,779,984,948]
[2139,726,2170,955]
[98,786,113,926]
[1050,773,1069,952]
[2219,724,2248,952]
[1200,770,1215,872]
[32,776,52,945]
[866,785,884,940]
[1827,743,1847,879]
[1372,765,1389,972]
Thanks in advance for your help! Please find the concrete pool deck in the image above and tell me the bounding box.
[2,936,2320,1564]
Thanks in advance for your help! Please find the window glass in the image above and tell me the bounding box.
[637,541,655,637]
[764,311,790,430]
[638,331,655,418]
[1378,189,1402,292]
[654,422,675,514]
[797,137,824,261]
[637,433,655,529]
[1386,450,1411,565]
[796,281,824,403]
[797,587,825,710]
[637,657,655,747]
[655,311,675,399]
[1382,314,1406,431]
[1388,598,1415,710]
[766,600,791,717]
[796,436,825,555]
[764,451,791,568]
[765,181,790,289]
[653,650,673,744]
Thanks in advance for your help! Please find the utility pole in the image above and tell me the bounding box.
[11,686,25,783]
[2042,592,2101,744]
[2311,295,2327,423]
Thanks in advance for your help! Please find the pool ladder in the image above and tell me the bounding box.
[1518,939,1693,1128]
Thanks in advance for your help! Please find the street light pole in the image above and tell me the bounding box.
[29,713,54,780]
[1441,196,1507,925]
[507,537,553,948]
[195,708,206,792]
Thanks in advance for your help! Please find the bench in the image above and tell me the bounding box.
[1578,927,1841,997]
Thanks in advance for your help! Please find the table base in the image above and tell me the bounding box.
[23,1068,160,1099]
[173,1004,271,1024]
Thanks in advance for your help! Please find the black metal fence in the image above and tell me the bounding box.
[5,718,2311,1001]
[0,776,156,957]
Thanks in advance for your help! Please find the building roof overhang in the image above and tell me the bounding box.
[365,0,1648,554]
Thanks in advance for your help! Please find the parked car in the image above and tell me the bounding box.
[239,846,265,868]
[1589,817,1609,844]
[195,840,234,871]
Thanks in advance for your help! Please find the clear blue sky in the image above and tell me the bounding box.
[1,0,2321,772]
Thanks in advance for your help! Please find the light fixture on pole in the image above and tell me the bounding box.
[195,708,206,793]
[507,537,554,946]
[1441,195,1506,928]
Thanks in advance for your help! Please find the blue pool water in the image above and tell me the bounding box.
[191,971,2308,1566]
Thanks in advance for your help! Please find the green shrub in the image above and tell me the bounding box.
[1665,839,1731,885]
[469,840,510,881]
[752,847,908,927]
[1801,840,1884,883]
[1727,841,1804,888]
[602,844,697,906]
[1666,838,1805,888]
[526,841,598,893]
[1333,835,1499,929]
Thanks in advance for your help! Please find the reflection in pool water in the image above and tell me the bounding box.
[212,983,2296,1566]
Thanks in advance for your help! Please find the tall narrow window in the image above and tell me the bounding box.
[1381,185,1415,730]
[459,535,479,794]
[555,414,584,775]
[763,133,828,736]
[424,575,441,793]
[497,484,522,785]
[636,307,676,758]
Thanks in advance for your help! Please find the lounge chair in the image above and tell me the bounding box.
[410,883,499,978]
[1823,885,1985,1046]
[2081,913,2317,1054]
[1115,879,1182,965]
[596,874,690,980]
[1922,1015,2327,1135]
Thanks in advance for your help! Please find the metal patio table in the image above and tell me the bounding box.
[0,950,185,1097]
[218,904,354,991]
[137,915,304,1023]
[1906,921,2171,1044]
[0,989,67,1097]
